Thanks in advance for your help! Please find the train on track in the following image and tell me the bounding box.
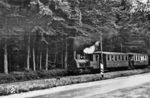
[75,51,149,72]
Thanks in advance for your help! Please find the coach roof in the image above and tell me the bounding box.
[94,51,148,55]
[94,51,128,55]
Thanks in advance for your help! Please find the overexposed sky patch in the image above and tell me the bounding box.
[139,0,148,3]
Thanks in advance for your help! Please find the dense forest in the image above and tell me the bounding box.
[0,0,150,73]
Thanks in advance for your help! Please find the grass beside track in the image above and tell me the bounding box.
[0,68,150,96]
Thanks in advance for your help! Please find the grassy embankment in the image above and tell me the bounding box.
[0,68,150,96]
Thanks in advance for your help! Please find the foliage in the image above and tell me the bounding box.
[0,0,150,73]
[37,69,68,78]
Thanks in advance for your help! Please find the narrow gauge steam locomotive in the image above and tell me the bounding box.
[76,51,149,71]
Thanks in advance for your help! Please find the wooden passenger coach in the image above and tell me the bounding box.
[128,53,149,67]
[91,52,129,69]
[89,51,149,70]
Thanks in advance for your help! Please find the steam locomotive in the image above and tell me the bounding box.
[75,51,149,71]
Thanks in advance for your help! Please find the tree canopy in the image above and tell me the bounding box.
[0,0,150,73]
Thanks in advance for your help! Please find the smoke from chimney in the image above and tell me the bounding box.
[83,41,100,54]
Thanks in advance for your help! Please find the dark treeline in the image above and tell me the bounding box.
[0,0,150,73]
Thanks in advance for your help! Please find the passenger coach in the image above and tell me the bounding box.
[76,51,149,71]
[127,53,149,68]
[91,52,129,70]
[86,51,149,71]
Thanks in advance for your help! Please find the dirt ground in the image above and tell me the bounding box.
[99,83,150,98]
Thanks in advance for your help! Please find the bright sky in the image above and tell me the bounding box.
[139,0,148,3]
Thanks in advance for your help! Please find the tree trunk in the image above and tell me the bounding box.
[39,51,42,70]
[54,42,57,66]
[64,39,68,69]
[45,46,49,71]
[33,48,36,71]
[73,50,76,60]
[27,34,30,70]
[61,45,64,68]
[74,50,79,68]
[4,43,8,74]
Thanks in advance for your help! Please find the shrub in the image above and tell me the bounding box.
[37,69,68,78]
[0,74,16,84]
[11,72,27,81]
[24,71,39,80]
[11,71,39,81]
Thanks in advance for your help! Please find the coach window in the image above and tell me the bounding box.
[121,55,124,61]
[123,56,126,61]
[117,55,119,61]
[135,56,137,61]
[113,55,115,61]
[120,55,122,61]
[144,56,146,60]
[136,56,138,61]
[143,56,145,60]
[139,56,141,61]
[107,55,110,61]
[137,56,139,61]
[126,56,128,60]
[118,55,121,61]
[124,56,126,61]
[125,56,127,60]
[140,56,142,61]
[115,55,117,61]
[109,55,112,61]
[145,56,147,60]
[111,55,114,61]
[141,56,145,61]
[134,56,136,61]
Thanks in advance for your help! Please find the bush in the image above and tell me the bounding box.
[0,74,16,84]
[67,68,94,75]
[11,72,27,81]
[37,69,68,78]
[24,71,39,80]
[11,71,39,81]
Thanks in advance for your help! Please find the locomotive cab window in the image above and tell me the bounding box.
[89,54,93,61]
[95,55,99,61]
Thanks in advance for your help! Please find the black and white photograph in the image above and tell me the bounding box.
[0,0,150,98]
